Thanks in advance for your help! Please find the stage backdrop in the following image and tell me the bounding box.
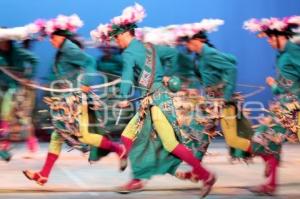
[0,0,299,107]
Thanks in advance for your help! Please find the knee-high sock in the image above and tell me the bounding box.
[0,140,10,151]
[172,144,210,181]
[121,136,133,154]
[27,136,39,153]
[39,153,58,177]
[99,136,123,156]
[267,155,279,188]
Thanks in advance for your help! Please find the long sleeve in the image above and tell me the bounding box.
[156,45,179,76]
[120,51,135,99]
[61,41,96,85]
[62,45,96,74]
[205,53,237,101]
[14,47,39,78]
[275,52,300,98]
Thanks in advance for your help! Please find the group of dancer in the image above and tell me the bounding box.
[0,3,299,198]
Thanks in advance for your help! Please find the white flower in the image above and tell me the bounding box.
[199,19,224,32]
[111,3,146,25]
[0,26,28,41]
[68,14,84,29]
[132,3,146,23]
[90,23,112,43]
[260,18,271,30]
[25,23,40,34]
[111,16,123,25]
[134,3,144,13]
[45,20,56,35]
[135,28,144,40]
[98,23,111,36]
[269,18,287,31]
[90,29,99,41]
[288,16,300,25]
[243,18,262,32]
[55,15,69,30]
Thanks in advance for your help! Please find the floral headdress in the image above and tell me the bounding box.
[0,20,44,41]
[43,14,84,36]
[244,16,300,37]
[91,3,146,43]
[135,19,224,46]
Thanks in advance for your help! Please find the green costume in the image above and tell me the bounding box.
[53,39,96,86]
[120,39,182,179]
[271,41,300,100]
[251,41,300,158]
[0,43,38,89]
[0,43,38,161]
[181,119,209,160]
[194,44,236,101]
[176,50,202,89]
[97,52,123,77]
[251,124,287,160]
[194,44,254,160]
[47,39,106,154]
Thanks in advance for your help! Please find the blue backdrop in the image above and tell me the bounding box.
[0,0,299,106]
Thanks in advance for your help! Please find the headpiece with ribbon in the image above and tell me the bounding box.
[0,21,44,41]
[90,3,146,43]
[43,14,84,36]
[244,16,300,38]
[134,18,224,46]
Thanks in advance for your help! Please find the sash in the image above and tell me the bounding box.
[138,43,156,91]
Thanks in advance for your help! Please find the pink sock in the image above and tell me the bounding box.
[99,136,122,156]
[260,154,269,162]
[121,136,133,154]
[172,144,210,181]
[39,153,58,177]
[0,140,11,150]
[0,120,9,133]
[27,136,39,153]
[267,155,279,188]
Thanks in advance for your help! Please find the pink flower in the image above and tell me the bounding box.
[243,18,262,32]
[34,19,46,30]
[90,23,112,43]
[287,16,300,25]
[55,15,69,30]
[45,20,56,35]
[68,14,84,29]
[111,16,123,25]
[111,3,146,25]
[269,18,287,31]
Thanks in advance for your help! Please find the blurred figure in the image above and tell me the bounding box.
[23,15,126,186]
[0,34,39,161]
[97,45,123,77]
[243,16,300,196]
[91,4,216,198]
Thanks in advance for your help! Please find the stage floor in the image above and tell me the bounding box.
[1,141,300,199]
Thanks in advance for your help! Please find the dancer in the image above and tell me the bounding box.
[91,4,215,198]
[23,15,126,186]
[0,25,39,161]
[241,16,300,195]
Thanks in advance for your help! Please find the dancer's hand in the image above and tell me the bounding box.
[266,76,276,87]
[163,76,170,86]
[118,100,130,108]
